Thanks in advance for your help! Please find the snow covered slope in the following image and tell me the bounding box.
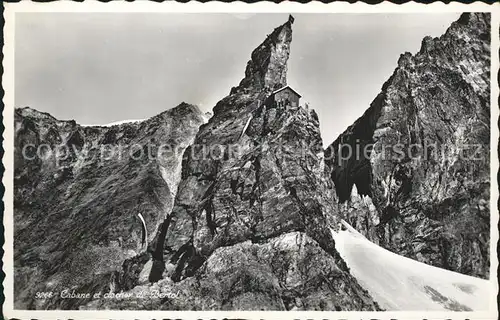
[332,220,491,311]
[81,118,145,127]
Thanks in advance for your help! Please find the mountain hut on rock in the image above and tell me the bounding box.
[267,85,302,110]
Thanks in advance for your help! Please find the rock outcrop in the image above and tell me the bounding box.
[14,103,207,309]
[84,16,379,311]
[325,13,490,279]
[14,12,489,312]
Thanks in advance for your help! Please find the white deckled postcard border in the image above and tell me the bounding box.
[2,2,499,319]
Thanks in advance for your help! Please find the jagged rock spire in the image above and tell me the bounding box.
[141,15,380,312]
[231,17,293,94]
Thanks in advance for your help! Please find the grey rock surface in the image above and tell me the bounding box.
[140,16,379,311]
[325,13,490,279]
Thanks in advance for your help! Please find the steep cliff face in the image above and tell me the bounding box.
[14,103,207,309]
[325,13,490,278]
[84,16,379,311]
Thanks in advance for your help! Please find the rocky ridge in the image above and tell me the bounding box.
[14,103,207,309]
[84,15,380,311]
[12,12,490,311]
[325,13,491,279]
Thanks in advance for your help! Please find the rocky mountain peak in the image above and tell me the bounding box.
[13,12,491,312]
[154,102,203,120]
[13,103,207,309]
[455,12,489,28]
[325,12,490,279]
[172,101,201,113]
[231,16,293,95]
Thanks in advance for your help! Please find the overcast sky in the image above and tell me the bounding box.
[15,12,461,144]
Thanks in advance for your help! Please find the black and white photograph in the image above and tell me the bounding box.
[2,2,499,318]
